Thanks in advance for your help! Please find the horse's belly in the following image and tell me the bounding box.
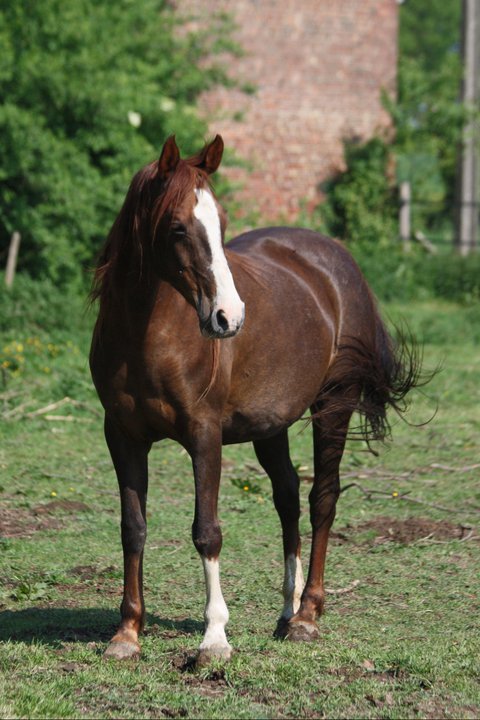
[222,341,332,444]
[221,406,302,444]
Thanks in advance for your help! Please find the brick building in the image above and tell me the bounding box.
[182,0,399,221]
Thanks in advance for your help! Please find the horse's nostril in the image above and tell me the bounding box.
[215,309,229,332]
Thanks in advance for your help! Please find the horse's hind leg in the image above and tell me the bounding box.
[253,430,303,636]
[103,415,151,659]
[282,405,351,642]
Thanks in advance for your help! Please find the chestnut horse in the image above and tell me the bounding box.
[90,135,419,664]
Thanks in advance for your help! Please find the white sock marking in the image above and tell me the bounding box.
[194,188,244,329]
[281,554,304,620]
[200,557,232,654]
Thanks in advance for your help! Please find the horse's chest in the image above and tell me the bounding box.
[91,343,180,441]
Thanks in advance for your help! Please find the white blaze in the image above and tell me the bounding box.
[200,557,232,656]
[193,188,244,329]
[281,554,304,620]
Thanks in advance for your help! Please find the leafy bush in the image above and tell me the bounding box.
[314,137,397,246]
[0,275,89,337]
[0,277,96,403]
[307,0,468,296]
[420,252,480,303]
[350,241,480,305]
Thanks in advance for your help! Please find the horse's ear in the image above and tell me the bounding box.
[158,135,180,176]
[198,135,224,175]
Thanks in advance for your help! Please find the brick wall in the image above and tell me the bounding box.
[182,0,398,221]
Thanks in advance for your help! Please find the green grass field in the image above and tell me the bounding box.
[0,300,479,719]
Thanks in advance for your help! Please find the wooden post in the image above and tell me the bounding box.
[456,0,479,255]
[5,232,21,289]
[399,181,411,251]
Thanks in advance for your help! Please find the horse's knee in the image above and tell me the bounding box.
[192,521,222,558]
[272,480,300,521]
[121,518,147,554]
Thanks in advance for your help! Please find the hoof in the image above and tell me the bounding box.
[196,644,232,668]
[103,640,140,660]
[275,618,319,642]
[274,616,291,639]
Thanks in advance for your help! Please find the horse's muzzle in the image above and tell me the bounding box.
[200,304,245,339]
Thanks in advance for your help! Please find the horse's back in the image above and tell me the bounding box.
[228,226,377,343]
[229,225,343,256]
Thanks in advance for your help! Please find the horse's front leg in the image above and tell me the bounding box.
[189,423,232,665]
[103,415,151,659]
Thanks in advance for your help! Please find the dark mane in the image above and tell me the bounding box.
[90,153,210,306]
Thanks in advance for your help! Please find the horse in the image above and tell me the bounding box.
[90,134,420,664]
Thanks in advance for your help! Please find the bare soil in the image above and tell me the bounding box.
[0,506,62,537]
[0,500,90,538]
[332,516,471,546]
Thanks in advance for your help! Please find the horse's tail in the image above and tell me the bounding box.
[314,310,426,446]
[357,313,424,443]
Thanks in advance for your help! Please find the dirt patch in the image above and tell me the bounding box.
[159,708,188,718]
[69,564,117,581]
[33,500,91,515]
[0,500,92,539]
[57,661,89,673]
[416,699,480,719]
[171,653,229,698]
[334,517,470,546]
[0,506,63,538]
[69,564,98,580]
[329,662,410,684]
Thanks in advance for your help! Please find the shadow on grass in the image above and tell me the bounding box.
[0,608,203,648]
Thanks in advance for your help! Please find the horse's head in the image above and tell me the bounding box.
[152,135,245,339]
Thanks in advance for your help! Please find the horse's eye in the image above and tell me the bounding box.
[171,223,186,238]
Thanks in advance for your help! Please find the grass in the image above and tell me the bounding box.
[0,298,479,719]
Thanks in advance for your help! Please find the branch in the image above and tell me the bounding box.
[325,579,360,595]
[340,482,478,514]
[2,396,102,421]
[430,462,480,473]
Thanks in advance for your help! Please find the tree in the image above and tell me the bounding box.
[0,0,234,287]
[315,0,465,250]
[390,0,464,240]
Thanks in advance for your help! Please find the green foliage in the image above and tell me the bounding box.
[0,0,234,288]
[312,0,465,253]
[305,0,476,310]
[351,241,480,309]
[8,580,50,603]
[0,275,89,336]
[230,475,263,496]
[399,0,461,74]
[393,0,464,236]
[315,137,397,246]
[0,277,94,402]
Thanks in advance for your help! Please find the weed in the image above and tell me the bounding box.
[230,476,263,495]
[9,580,50,603]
